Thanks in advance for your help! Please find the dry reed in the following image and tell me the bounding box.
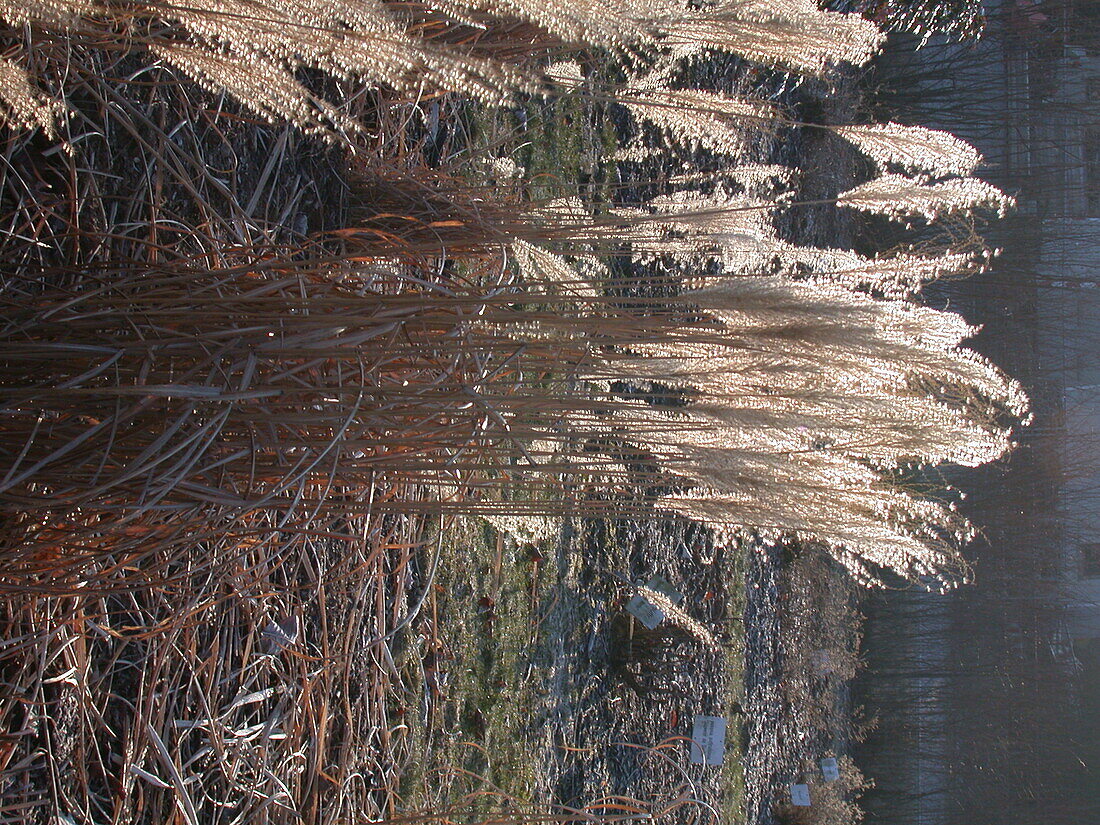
[0,3,1029,821]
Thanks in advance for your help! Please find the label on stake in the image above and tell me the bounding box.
[625,594,664,629]
[820,757,840,782]
[689,715,727,765]
[790,784,811,806]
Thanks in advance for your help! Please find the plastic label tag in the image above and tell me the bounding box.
[689,715,727,765]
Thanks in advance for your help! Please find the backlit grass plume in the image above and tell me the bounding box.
[0,52,61,136]
[655,0,885,74]
[836,122,983,178]
[838,173,1013,222]
[0,0,887,138]
[579,275,1025,587]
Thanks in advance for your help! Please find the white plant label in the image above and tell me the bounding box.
[689,715,727,765]
[625,575,684,630]
[790,784,812,807]
[820,757,840,782]
[625,594,664,629]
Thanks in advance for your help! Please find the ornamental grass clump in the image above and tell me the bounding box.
[0,0,1025,596]
[0,2,1034,823]
[0,182,1025,591]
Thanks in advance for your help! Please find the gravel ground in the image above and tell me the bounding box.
[529,517,746,820]
[510,522,855,825]
[741,542,788,825]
